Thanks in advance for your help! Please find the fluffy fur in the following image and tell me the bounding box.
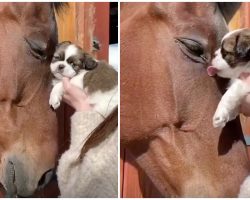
[57,112,118,197]
[49,41,118,116]
[208,28,250,128]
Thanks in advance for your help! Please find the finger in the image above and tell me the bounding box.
[62,77,71,91]
[62,95,72,106]
[62,93,71,102]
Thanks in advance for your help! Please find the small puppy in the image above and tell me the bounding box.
[207,28,250,128]
[49,41,118,116]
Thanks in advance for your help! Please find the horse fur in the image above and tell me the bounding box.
[121,2,249,197]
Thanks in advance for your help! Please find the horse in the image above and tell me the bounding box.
[0,3,65,197]
[121,3,250,197]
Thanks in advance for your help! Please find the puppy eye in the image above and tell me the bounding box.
[175,38,207,64]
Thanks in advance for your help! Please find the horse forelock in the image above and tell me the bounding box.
[52,2,68,14]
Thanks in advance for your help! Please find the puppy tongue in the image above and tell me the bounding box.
[207,66,218,77]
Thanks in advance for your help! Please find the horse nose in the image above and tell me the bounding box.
[37,169,54,189]
[58,64,65,70]
[3,157,54,197]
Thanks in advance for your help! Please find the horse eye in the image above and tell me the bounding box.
[175,38,207,63]
[53,55,60,59]
[54,55,60,59]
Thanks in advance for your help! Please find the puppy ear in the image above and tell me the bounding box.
[85,54,98,70]
[236,33,250,61]
[56,41,72,49]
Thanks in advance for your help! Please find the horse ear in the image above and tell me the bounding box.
[217,3,241,23]
[236,31,250,61]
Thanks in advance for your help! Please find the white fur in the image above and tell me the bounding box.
[212,49,250,79]
[213,79,250,127]
[49,82,64,110]
[238,175,250,197]
[49,68,117,115]
[49,43,117,113]
[50,44,78,79]
[89,86,118,116]
[211,36,250,127]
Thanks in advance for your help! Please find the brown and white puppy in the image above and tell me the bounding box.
[207,28,250,128]
[49,41,118,116]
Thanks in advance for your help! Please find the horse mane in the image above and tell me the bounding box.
[217,2,241,23]
[52,2,68,14]
[78,106,118,161]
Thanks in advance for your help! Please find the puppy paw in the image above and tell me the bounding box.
[49,95,61,110]
[213,107,231,128]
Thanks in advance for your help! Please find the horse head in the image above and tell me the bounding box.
[121,3,249,197]
[0,3,64,197]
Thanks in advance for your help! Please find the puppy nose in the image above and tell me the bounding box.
[58,65,64,70]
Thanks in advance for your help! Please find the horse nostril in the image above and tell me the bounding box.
[58,64,64,70]
[37,169,54,189]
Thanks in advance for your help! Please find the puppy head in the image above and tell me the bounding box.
[50,41,98,79]
[208,28,250,78]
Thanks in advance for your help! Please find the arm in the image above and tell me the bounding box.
[62,77,103,142]
[57,78,103,182]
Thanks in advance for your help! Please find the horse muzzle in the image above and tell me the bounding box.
[2,156,54,197]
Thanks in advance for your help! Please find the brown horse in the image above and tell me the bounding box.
[121,3,250,197]
[0,3,64,197]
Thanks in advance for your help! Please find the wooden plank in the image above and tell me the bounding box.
[122,150,143,198]
[121,149,162,198]
[93,2,110,60]
[120,147,125,197]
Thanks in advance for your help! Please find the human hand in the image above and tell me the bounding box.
[62,77,93,112]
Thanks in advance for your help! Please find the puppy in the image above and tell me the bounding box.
[49,41,118,116]
[207,28,250,128]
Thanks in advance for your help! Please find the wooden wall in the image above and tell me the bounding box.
[120,2,250,198]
